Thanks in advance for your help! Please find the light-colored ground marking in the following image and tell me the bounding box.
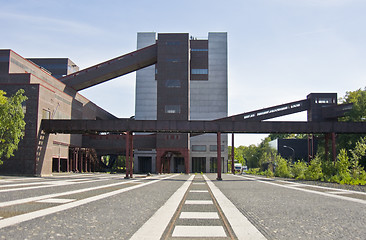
[192,183,205,185]
[0,174,178,229]
[36,198,76,204]
[172,226,226,237]
[189,190,208,193]
[326,191,353,194]
[0,179,140,208]
[0,178,108,193]
[179,212,219,219]
[236,175,366,205]
[203,175,267,240]
[130,175,194,240]
[185,200,213,205]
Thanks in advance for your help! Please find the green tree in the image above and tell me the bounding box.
[337,87,366,164]
[0,89,27,164]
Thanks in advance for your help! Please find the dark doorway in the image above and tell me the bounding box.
[174,157,185,173]
[192,157,206,173]
[138,157,152,173]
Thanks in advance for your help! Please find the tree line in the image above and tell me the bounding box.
[229,87,366,185]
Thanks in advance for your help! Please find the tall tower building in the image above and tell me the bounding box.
[134,32,228,174]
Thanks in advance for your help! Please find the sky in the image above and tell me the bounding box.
[1,0,366,147]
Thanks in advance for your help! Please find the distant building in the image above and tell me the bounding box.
[134,32,228,173]
[27,58,79,79]
[269,138,318,162]
[0,50,115,176]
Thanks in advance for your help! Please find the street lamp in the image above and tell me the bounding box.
[283,145,295,162]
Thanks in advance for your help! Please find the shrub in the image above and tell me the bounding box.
[304,156,323,180]
[263,169,274,178]
[274,156,292,178]
[291,161,307,180]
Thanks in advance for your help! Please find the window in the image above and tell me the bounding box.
[191,69,208,74]
[192,145,207,152]
[191,49,208,52]
[165,105,181,114]
[210,145,225,152]
[166,41,180,46]
[166,58,180,63]
[165,80,181,88]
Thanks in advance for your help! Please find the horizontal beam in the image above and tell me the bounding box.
[61,44,157,91]
[42,119,366,134]
[216,99,309,122]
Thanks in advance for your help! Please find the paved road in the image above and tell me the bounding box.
[0,173,365,239]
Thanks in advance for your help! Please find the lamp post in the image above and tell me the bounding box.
[283,145,295,162]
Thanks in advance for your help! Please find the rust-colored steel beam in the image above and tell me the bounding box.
[215,99,309,122]
[61,44,157,91]
[42,119,366,134]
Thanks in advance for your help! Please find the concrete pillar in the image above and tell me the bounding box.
[231,133,235,174]
[217,132,222,180]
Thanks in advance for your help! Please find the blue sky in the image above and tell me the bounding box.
[1,0,365,146]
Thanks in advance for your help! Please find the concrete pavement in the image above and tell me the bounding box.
[0,173,365,239]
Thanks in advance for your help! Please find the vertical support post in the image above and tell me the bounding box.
[156,149,162,174]
[75,148,79,172]
[85,150,88,173]
[231,133,235,175]
[332,132,336,163]
[125,132,130,179]
[80,149,83,173]
[217,132,222,181]
[58,156,61,173]
[129,132,133,178]
[184,148,190,174]
[325,134,329,162]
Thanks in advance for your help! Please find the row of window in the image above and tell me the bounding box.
[165,105,181,114]
[155,68,208,75]
[192,145,225,152]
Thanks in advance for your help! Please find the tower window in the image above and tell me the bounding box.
[165,105,181,114]
[165,80,181,88]
[191,69,208,74]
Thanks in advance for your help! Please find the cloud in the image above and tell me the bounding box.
[0,12,103,36]
[274,0,361,7]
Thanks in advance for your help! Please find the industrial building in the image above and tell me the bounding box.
[0,32,228,176]
[134,32,228,174]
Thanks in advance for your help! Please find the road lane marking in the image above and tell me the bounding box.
[36,198,76,204]
[0,180,140,208]
[192,183,205,185]
[236,175,366,205]
[179,212,219,219]
[130,175,194,240]
[189,190,208,193]
[185,200,213,205]
[0,178,109,193]
[203,175,267,240]
[0,174,178,229]
[326,191,353,194]
[172,226,226,237]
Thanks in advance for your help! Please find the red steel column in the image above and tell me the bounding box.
[156,150,161,174]
[125,132,130,179]
[217,132,222,180]
[129,132,133,178]
[332,132,336,163]
[231,133,235,175]
[75,148,79,172]
[325,134,329,162]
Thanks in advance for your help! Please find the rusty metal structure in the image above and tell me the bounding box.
[1,32,365,178]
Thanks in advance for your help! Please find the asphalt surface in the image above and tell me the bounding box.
[0,173,365,239]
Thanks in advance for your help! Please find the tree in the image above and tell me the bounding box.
[337,87,366,161]
[0,89,28,164]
